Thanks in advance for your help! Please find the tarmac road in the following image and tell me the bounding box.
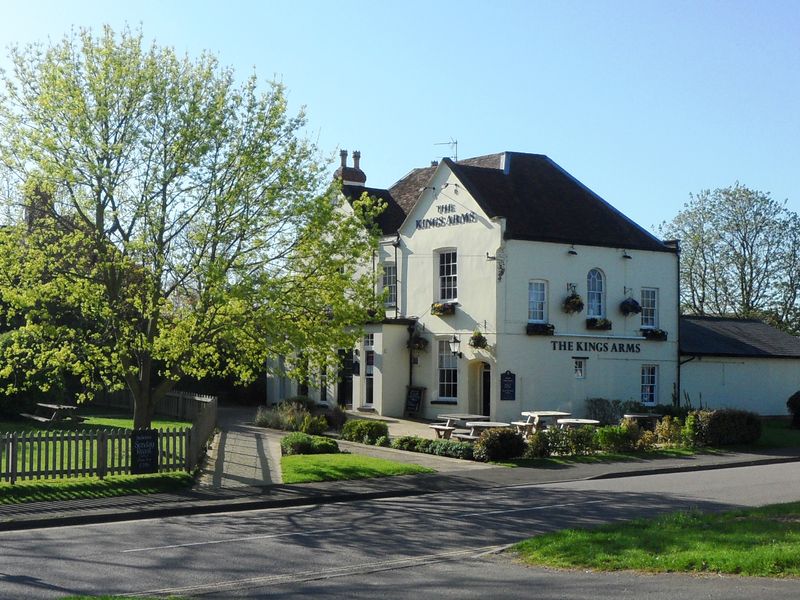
[1,462,799,599]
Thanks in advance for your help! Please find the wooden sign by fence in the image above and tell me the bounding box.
[131,430,159,474]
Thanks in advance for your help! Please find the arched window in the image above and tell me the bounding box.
[587,269,604,317]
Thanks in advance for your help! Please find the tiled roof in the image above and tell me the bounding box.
[680,316,800,359]
[388,166,436,214]
[444,153,674,253]
[341,185,406,236]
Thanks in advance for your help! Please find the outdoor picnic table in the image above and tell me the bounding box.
[557,418,600,429]
[515,411,572,435]
[20,403,83,424]
[623,412,662,430]
[436,413,490,428]
[452,420,511,443]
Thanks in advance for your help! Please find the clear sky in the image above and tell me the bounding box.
[1,0,798,232]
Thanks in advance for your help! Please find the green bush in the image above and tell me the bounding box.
[699,409,761,446]
[324,405,348,431]
[655,415,684,446]
[681,413,699,448]
[473,428,526,462]
[787,391,800,428]
[415,438,433,453]
[545,427,570,455]
[427,439,474,460]
[584,398,642,425]
[255,406,284,429]
[637,429,656,451]
[391,435,423,452]
[595,425,636,452]
[375,435,391,447]
[281,432,339,455]
[524,431,551,458]
[281,395,317,411]
[566,426,598,455]
[340,419,390,445]
[299,413,328,435]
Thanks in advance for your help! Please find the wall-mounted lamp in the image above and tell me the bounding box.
[486,252,496,261]
[448,334,462,358]
[568,245,578,256]
[622,250,633,260]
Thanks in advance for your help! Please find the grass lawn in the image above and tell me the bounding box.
[754,419,800,449]
[0,471,193,505]
[512,501,800,577]
[281,453,434,484]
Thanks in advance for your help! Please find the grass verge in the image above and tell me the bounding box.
[281,453,434,484]
[755,420,800,448]
[0,472,194,505]
[512,501,800,576]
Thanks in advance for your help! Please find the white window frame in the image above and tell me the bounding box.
[587,269,605,318]
[364,335,375,406]
[641,364,658,405]
[437,249,458,302]
[383,263,397,307]
[528,280,548,323]
[574,358,586,379]
[641,287,658,329]
[437,340,458,400]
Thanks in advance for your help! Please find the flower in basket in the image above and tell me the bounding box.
[469,330,488,349]
[406,334,429,351]
[641,328,668,341]
[525,322,555,336]
[431,302,456,316]
[620,297,642,316]
[563,293,584,314]
[586,317,612,330]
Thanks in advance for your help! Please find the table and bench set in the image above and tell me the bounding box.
[429,411,602,442]
[20,403,85,424]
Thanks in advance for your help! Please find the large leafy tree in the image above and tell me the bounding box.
[0,27,382,427]
[661,183,800,333]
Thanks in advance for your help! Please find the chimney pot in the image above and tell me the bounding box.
[431,160,439,167]
[353,150,361,170]
[340,149,348,167]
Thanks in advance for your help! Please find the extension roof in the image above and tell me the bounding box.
[341,151,674,252]
[680,316,800,359]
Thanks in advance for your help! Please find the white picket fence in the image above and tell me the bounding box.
[1,428,189,485]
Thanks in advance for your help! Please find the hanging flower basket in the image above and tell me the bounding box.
[563,293,584,314]
[526,323,555,336]
[620,297,642,316]
[406,334,429,351]
[469,331,488,349]
[641,328,668,341]
[586,317,612,331]
[431,302,456,316]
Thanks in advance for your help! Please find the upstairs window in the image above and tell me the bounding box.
[438,250,458,301]
[587,269,605,317]
[383,264,397,307]
[528,280,547,323]
[641,288,658,328]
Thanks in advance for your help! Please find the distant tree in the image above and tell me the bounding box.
[0,27,382,428]
[661,183,800,333]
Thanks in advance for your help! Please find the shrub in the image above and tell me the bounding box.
[415,438,433,453]
[281,432,340,455]
[698,409,761,446]
[566,426,598,455]
[655,415,684,446]
[681,413,699,448]
[545,427,570,455]
[341,419,390,445]
[428,439,474,460]
[299,414,328,436]
[637,430,656,451]
[255,406,284,429]
[584,398,642,425]
[323,405,348,431]
[391,435,423,452]
[281,395,317,411]
[375,435,391,447]
[787,391,800,428]
[596,425,636,452]
[524,431,551,458]
[473,428,526,462]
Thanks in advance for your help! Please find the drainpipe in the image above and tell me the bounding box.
[407,323,416,388]
[393,234,400,319]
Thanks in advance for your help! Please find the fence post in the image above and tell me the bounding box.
[186,428,195,472]
[97,430,108,480]
[10,432,17,485]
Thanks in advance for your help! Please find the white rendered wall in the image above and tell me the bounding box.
[681,357,800,416]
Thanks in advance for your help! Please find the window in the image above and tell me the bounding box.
[528,280,548,323]
[383,264,397,307]
[364,335,375,405]
[438,340,458,399]
[438,250,458,301]
[641,288,658,328]
[587,269,605,317]
[641,364,657,404]
[574,358,586,379]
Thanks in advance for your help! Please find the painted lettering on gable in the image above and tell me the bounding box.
[550,340,640,354]
[416,204,478,230]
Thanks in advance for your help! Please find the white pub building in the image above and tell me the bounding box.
[332,150,680,422]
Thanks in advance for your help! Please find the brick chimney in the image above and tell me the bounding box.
[334,148,367,186]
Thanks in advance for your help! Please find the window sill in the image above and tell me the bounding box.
[431,399,458,405]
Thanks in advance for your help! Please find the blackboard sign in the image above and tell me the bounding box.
[131,430,159,474]
[500,370,516,401]
[405,386,425,415]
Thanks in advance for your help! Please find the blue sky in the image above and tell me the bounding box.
[1,0,798,231]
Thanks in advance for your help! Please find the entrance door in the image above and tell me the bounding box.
[481,363,491,416]
[337,350,353,407]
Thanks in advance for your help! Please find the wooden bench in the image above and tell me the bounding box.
[429,424,456,439]
[19,413,52,423]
